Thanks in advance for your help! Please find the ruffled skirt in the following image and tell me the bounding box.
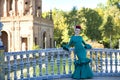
[72,58,93,79]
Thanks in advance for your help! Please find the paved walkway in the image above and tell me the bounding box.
[54,77,120,80]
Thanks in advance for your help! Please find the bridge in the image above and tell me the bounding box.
[0,47,120,80]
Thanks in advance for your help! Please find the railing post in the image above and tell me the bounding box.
[57,51,60,75]
[63,51,66,74]
[68,51,72,74]
[0,22,5,80]
[119,39,120,49]
[0,22,3,46]
[0,46,5,80]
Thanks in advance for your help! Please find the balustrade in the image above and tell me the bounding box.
[3,48,120,80]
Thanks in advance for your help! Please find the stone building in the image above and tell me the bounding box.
[0,0,54,52]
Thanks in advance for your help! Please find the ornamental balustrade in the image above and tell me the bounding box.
[1,48,120,80]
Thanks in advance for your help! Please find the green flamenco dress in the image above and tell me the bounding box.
[62,36,93,79]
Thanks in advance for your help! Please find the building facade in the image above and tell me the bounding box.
[0,0,54,52]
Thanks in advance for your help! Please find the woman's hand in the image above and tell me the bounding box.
[62,45,69,51]
[84,44,92,49]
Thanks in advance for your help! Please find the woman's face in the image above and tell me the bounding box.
[75,28,80,35]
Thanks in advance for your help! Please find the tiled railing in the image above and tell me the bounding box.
[4,48,120,80]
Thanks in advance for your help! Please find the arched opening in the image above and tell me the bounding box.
[50,38,52,48]
[43,32,46,49]
[1,31,8,52]
[9,0,13,10]
[21,37,28,51]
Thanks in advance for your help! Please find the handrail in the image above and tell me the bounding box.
[4,48,120,80]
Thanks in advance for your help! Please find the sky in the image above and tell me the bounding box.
[42,0,107,12]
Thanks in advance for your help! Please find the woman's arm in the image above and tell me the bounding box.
[62,36,73,51]
[82,37,92,49]
[82,37,86,45]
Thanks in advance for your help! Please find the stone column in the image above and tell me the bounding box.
[4,0,7,17]
[0,22,5,80]
[12,0,16,16]
[17,0,24,16]
[14,19,20,51]
[30,0,35,16]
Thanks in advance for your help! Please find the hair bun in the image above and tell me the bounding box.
[75,25,81,29]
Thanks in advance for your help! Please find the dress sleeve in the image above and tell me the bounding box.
[62,36,73,51]
[84,44,92,49]
[82,37,92,49]
[82,37,86,45]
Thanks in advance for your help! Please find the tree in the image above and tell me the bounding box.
[52,9,70,47]
[100,15,114,48]
[61,25,69,44]
[64,7,80,36]
[107,0,120,8]
[79,8,103,41]
[99,5,120,48]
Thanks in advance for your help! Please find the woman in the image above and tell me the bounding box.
[62,25,93,79]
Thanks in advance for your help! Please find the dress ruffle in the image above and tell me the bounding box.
[74,58,91,66]
[84,44,92,49]
[72,58,93,79]
[62,45,69,51]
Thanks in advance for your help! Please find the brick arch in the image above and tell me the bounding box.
[1,29,12,52]
[1,31,8,52]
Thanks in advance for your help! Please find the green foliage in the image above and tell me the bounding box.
[97,3,107,9]
[61,25,69,43]
[64,7,80,36]
[107,0,120,8]
[52,9,69,47]
[42,1,120,48]
[32,44,40,50]
[100,16,114,37]
[99,5,120,48]
[54,27,63,47]
[42,12,50,19]
[79,8,103,41]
